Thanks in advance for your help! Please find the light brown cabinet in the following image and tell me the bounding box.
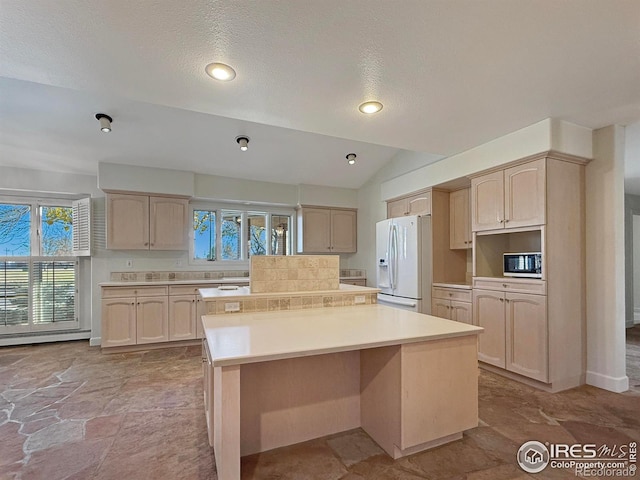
[471,159,545,232]
[297,206,357,254]
[168,295,197,341]
[136,296,169,344]
[101,286,169,347]
[473,285,548,383]
[106,193,189,250]
[386,190,431,218]
[101,297,137,347]
[449,188,471,249]
[431,287,472,324]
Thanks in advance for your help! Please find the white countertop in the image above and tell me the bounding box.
[432,282,472,290]
[199,283,378,300]
[203,304,482,367]
[100,277,250,287]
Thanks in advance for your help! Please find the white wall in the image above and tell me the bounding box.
[298,184,357,208]
[634,215,640,323]
[99,162,195,197]
[586,125,629,392]
[381,119,588,201]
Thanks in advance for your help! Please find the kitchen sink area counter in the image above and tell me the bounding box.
[202,304,483,480]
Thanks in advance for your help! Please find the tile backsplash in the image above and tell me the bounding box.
[205,291,377,315]
[250,255,340,293]
[110,270,249,282]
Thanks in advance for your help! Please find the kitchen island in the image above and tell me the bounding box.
[202,304,483,480]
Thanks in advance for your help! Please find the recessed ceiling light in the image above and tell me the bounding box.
[236,136,250,151]
[205,63,236,81]
[95,113,112,133]
[346,153,356,165]
[358,101,383,114]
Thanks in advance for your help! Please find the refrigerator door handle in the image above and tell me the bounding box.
[391,224,399,291]
[378,296,417,308]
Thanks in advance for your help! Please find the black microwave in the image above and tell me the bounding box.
[503,252,542,278]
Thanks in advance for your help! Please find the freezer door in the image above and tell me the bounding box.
[376,219,393,294]
[391,215,421,299]
[377,293,422,312]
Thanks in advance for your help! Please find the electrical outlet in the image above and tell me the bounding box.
[175,259,183,267]
[125,259,133,268]
[355,295,366,304]
[224,302,240,312]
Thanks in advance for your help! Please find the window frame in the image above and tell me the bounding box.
[0,195,79,333]
[189,202,295,267]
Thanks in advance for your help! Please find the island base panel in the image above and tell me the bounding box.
[361,336,478,459]
[240,351,361,456]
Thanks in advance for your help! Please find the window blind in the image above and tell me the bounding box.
[0,261,29,327]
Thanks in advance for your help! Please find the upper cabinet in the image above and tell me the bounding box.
[386,190,431,218]
[449,188,471,249]
[297,206,357,254]
[471,159,545,232]
[107,193,189,250]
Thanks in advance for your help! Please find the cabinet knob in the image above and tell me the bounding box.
[446,305,450,309]
[503,284,508,288]
[499,298,504,302]
[448,293,453,296]
[131,302,134,306]
[144,242,149,246]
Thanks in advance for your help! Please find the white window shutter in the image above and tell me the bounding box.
[72,198,91,256]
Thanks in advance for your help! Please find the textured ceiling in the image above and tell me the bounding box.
[0,0,639,188]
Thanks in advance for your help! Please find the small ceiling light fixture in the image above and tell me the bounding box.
[236,136,250,151]
[346,153,357,165]
[95,113,112,132]
[205,62,237,81]
[358,101,383,114]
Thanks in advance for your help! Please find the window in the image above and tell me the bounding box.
[193,209,216,260]
[190,204,293,265]
[0,197,79,333]
[221,210,242,260]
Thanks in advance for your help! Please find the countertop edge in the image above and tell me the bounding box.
[210,329,482,367]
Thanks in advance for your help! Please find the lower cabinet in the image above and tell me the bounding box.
[102,282,249,348]
[168,295,197,341]
[102,286,169,348]
[431,287,472,324]
[473,286,548,382]
[101,297,137,347]
[136,296,169,344]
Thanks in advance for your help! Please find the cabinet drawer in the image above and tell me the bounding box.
[102,286,168,298]
[169,285,215,296]
[472,278,546,295]
[432,287,472,302]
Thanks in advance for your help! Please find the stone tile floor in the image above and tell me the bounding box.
[0,332,638,480]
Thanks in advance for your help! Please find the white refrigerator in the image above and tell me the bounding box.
[376,215,432,313]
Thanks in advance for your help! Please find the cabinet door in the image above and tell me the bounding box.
[407,192,431,216]
[106,194,149,249]
[101,298,137,347]
[169,295,197,341]
[450,188,471,249]
[504,159,546,228]
[149,197,189,250]
[473,289,506,367]
[331,209,357,253]
[300,208,331,253]
[505,293,548,382]
[471,171,504,232]
[136,296,169,344]
[387,198,407,218]
[431,298,451,319]
[450,301,472,325]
